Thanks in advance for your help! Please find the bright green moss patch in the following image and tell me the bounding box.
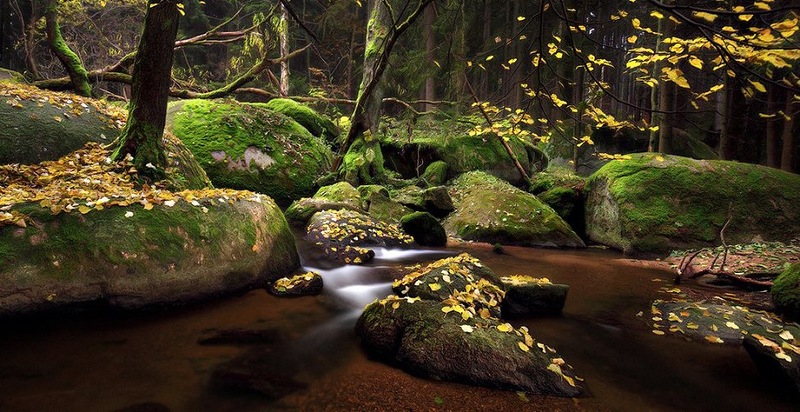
[585,153,800,254]
[443,171,584,248]
[166,99,333,206]
[773,264,800,319]
[262,98,339,143]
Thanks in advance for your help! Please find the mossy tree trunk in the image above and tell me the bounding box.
[112,0,181,181]
[335,0,433,185]
[780,96,797,172]
[44,0,91,97]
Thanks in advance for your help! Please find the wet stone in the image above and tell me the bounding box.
[500,275,569,317]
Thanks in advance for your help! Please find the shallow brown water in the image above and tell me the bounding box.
[0,240,796,411]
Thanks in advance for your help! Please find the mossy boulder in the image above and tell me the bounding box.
[585,154,800,254]
[391,185,454,218]
[0,82,124,165]
[0,195,300,315]
[444,171,585,248]
[537,187,586,239]
[363,191,413,224]
[0,68,27,84]
[268,271,323,297]
[500,276,569,317]
[400,211,447,247]
[420,160,448,187]
[306,209,414,264]
[166,99,333,206]
[284,182,362,227]
[380,118,547,186]
[263,98,339,144]
[773,264,800,319]
[358,252,586,396]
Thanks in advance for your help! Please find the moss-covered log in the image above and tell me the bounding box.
[43,0,91,97]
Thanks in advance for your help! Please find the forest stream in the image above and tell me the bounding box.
[0,235,796,411]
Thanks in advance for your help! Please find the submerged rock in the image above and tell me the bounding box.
[166,99,333,206]
[268,272,324,297]
[585,153,800,254]
[0,193,299,315]
[444,171,585,248]
[501,275,569,317]
[743,333,800,395]
[210,347,307,398]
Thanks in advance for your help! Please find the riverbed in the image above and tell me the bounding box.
[0,238,795,411]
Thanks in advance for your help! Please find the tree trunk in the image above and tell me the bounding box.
[279,2,290,96]
[335,0,433,184]
[720,76,746,160]
[422,3,436,112]
[780,96,797,172]
[480,0,492,100]
[44,0,91,96]
[765,83,781,168]
[112,0,181,181]
[658,79,675,154]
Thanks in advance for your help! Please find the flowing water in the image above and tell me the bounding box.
[0,237,796,411]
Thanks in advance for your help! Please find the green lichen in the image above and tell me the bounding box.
[772,264,800,319]
[585,153,800,254]
[166,99,333,206]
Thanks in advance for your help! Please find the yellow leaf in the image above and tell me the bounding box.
[460,324,474,333]
[650,11,663,19]
[517,16,526,21]
[780,330,795,341]
[497,323,513,332]
[486,55,494,61]
[78,205,91,214]
[687,322,700,330]
[754,1,770,10]
[428,283,442,291]
[688,56,703,70]
[739,14,753,22]
[749,80,767,93]
[627,35,638,44]
[692,11,718,23]
[518,342,530,352]
[705,335,724,344]
[725,321,740,330]
[652,330,666,335]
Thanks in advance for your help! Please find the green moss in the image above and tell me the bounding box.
[166,99,333,206]
[420,161,448,187]
[0,199,271,279]
[772,264,800,319]
[379,118,539,185]
[263,98,339,143]
[586,153,800,253]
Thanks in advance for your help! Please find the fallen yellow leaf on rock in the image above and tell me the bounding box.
[705,335,724,344]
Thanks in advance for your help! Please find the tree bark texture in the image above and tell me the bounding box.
[44,0,91,96]
[112,0,181,180]
[780,97,797,172]
[279,2,290,96]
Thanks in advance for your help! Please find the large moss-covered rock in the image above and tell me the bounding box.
[0,82,124,165]
[743,333,800,395]
[773,264,800,319]
[500,275,569,317]
[166,99,333,206]
[356,298,586,397]
[0,194,299,315]
[284,182,363,227]
[380,118,547,186]
[444,171,585,248]
[263,98,339,144]
[585,154,800,254]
